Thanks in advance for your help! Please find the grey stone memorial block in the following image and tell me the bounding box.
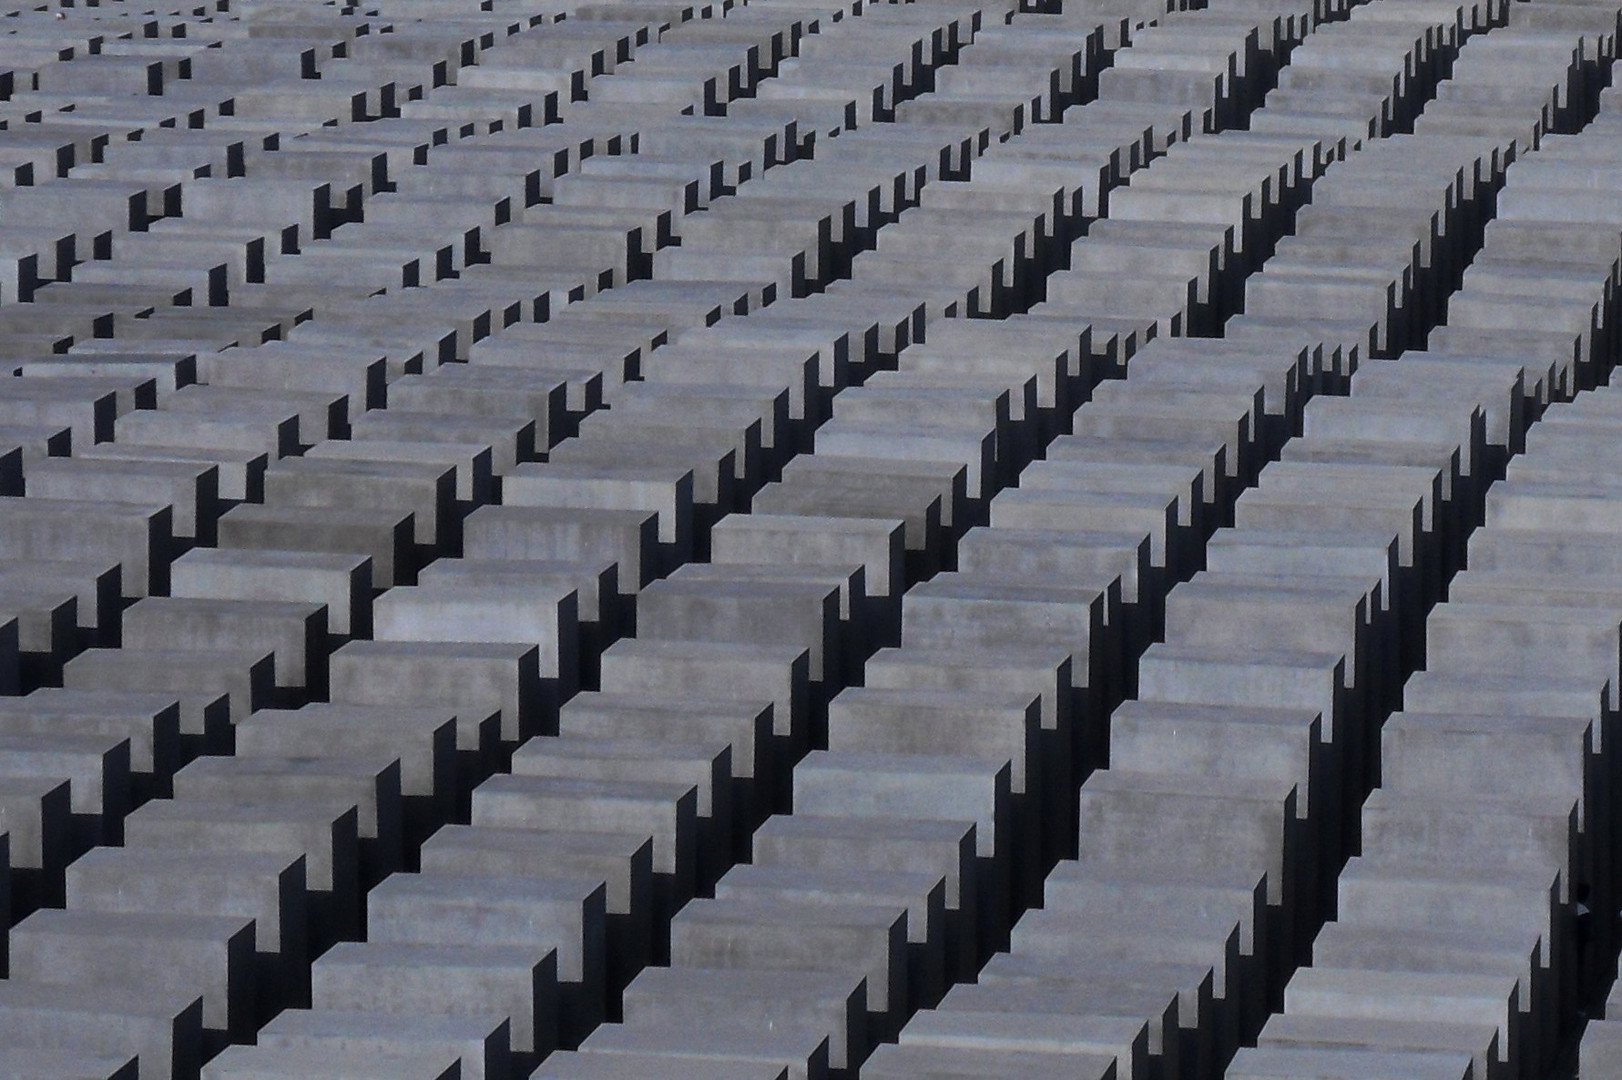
[173,753,402,879]
[365,869,605,1043]
[201,1044,461,1080]
[513,734,733,887]
[943,968,1188,1077]
[0,775,68,886]
[620,966,866,1072]
[472,773,698,903]
[1226,1045,1474,1080]
[372,582,579,701]
[0,1048,139,1080]
[122,797,359,945]
[10,908,256,1039]
[312,942,558,1057]
[718,860,949,1013]
[238,703,454,814]
[24,456,220,545]
[170,549,372,639]
[420,822,654,996]
[503,461,694,556]
[559,692,778,826]
[898,1006,1151,1080]
[0,497,172,597]
[536,1048,787,1079]
[63,647,264,748]
[1257,1013,1500,1080]
[0,981,202,1080]
[262,458,457,551]
[217,505,414,590]
[0,689,182,795]
[863,1042,1118,1080]
[463,506,660,595]
[256,1009,507,1080]
[602,999,839,1079]
[637,574,840,684]
[121,598,327,698]
[329,640,535,748]
[597,638,810,745]
[1580,1019,1622,1080]
[0,728,130,846]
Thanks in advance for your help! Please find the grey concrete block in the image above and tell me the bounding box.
[577,1020,826,1080]
[0,496,171,598]
[471,773,697,899]
[171,548,371,639]
[621,965,862,1070]
[202,1044,460,1080]
[257,1009,506,1080]
[0,1048,138,1080]
[419,823,653,996]
[217,505,413,590]
[0,981,201,1080]
[329,639,532,748]
[263,458,457,550]
[10,908,255,1039]
[365,870,605,1042]
[312,942,557,1056]
[463,506,659,596]
[1226,1044,1473,1080]
[898,1004,1150,1080]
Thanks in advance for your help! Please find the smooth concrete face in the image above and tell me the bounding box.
[372,582,579,693]
[793,749,1013,866]
[24,456,220,544]
[898,1006,1151,1080]
[620,966,866,1072]
[10,908,256,1039]
[63,646,267,742]
[122,795,359,908]
[363,870,605,1041]
[462,506,660,596]
[536,1047,789,1080]
[311,941,558,1056]
[669,894,907,1015]
[0,690,182,786]
[216,505,413,590]
[559,692,776,786]
[1282,965,1521,1055]
[256,1005,509,1080]
[596,639,809,741]
[0,1048,140,1080]
[0,497,173,598]
[864,1042,1118,1080]
[0,982,203,1080]
[1019,884,1255,1004]
[1079,769,1300,910]
[636,576,840,683]
[262,458,456,548]
[576,1020,828,1080]
[121,597,327,694]
[1256,1013,1500,1080]
[1226,1044,1475,1080]
[472,772,698,885]
[502,462,694,551]
[170,549,372,639]
[512,733,731,842]
[330,640,537,746]
[66,847,305,961]
[202,1043,460,1080]
[946,968,1190,1070]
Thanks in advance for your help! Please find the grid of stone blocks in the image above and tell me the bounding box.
[0,0,1620,1077]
